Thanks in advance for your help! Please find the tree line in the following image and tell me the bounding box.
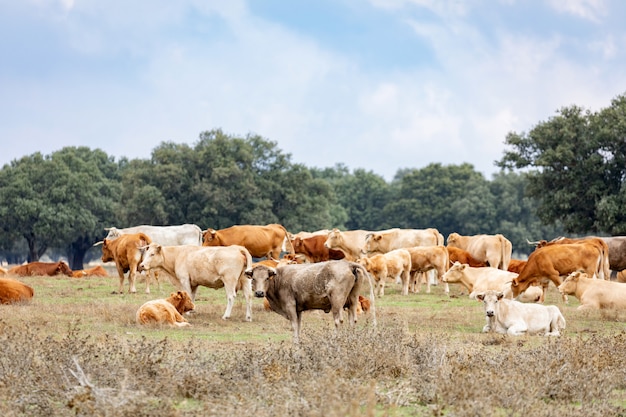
[2,92,625,269]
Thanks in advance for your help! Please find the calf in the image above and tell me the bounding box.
[358,249,412,296]
[100,233,152,294]
[292,235,345,263]
[558,271,626,310]
[476,290,565,336]
[71,265,109,278]
[0,278,34,304]
[8,261,73,277]
[245,261,376,343]
[405,246,449,294]
[136,291,195,327]
[447,246,488,268]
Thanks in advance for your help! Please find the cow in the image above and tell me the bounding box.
[597,236,626,272]
[447,246,488,268]
[324,229,373,261]
[405,246,449,294]
[363,228,444,255]
[101,224,203,246]
[8,261,73,277]
[441,262,542,302]
[100,233,152,294]
[71,265,109,278]
[292,235,345,263]
[138,244,254,321]
[202,224,294,259]
[0,266,6,276]
[290,229,331,240]
[475,290,565,336]
[507,259,527,274]
[358,249,412,296]
[532,237,610,280]
[244,261,376,343]
[0,278,34,304]
[558,271,626,310]
[446,233,512,270]
[511,242,604,302]
[617,270,626,283]
[136,291,195,327]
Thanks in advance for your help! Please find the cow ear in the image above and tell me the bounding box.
[268,267,277,278]
[476,293,485,301]
[511,279,518,287]
[497,292,504,300]
[244,268,253,278]
[374,235,382,242]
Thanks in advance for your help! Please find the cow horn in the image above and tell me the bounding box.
[526,239,540,245]
[93,241,104,246]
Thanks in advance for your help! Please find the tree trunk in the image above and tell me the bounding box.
[67,236,92,270]
[25,233,39,262]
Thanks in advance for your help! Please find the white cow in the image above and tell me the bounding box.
[103,224,203,246]
[138,244,253,321]
[475,290,565,336]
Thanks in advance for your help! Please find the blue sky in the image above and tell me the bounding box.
[1,0,625,180]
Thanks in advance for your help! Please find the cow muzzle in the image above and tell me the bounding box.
[254,291,265,298]
[486,310,495,317]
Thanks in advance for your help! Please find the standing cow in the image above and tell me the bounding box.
[203,224,294,259]
[363,228,444,256]
[100,233,152,294]
[245,260,376,343]
[103,224,203,246]
[447,233,512,270]
[324,229,373,261]
[139,244,254,321]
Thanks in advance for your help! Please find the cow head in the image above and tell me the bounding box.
[324,229,342,250]
[292,237,305,253]
[167,291,195,314]
[475,290,504,317]
[558,271,585,296]
[362,233,383,254]
[446,233,460,247]
[138,244,162,272]
[441,262,465,283]
[57,261,73,276]
[202,229,218,246]
[510,277,531,298]
[244,265,276,298]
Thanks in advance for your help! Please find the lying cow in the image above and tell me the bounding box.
[358,249,412,296]
[71,265,109,278]
[476,290,565,336]
[558,271,626,310]
[202,224,294,259]
[139,244,254,321]
[100,233,152,294]
[245,261,376,343]
[8,261,73,277]
[136,291,196,327]
[0,278,34,304]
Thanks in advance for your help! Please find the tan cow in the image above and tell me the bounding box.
[558,271,626,310]
[136,291,196,327]
[324,229,373,261]
[203,224,293,259]
[363,228,444,255]
[511,242,603,302]
[405,246,449,294]
[0,278,34,304]
[358,249,412,296]
[447,233,512,270]
[71,265,109,278]
[100,233,152,294]
[138,244,254,321]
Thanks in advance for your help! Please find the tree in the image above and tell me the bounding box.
[497,93,626,234]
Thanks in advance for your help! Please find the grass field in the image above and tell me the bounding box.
[1,266,626,416]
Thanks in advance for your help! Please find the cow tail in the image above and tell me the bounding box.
[499,235,511,271]
[280,225,295,255]
[353,264,377,327]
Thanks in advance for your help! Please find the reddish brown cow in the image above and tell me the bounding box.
[507,259,527,274]
[101,233,152,294]
[447,247,488,268]
[203,224,294,259]
[8,261,73,277]
[511,242,603,302]
[71,265,109,278]
[534,237,610,280]
[292,235,345,263]
[405,246,450,294]
[0,278,34,304]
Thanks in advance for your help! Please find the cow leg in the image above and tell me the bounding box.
[222,282,236,320]
[128,268,138,294]
[507,322,528,336]
[114,265,126,294]
[240,275,253,322]
[143,270,151,294]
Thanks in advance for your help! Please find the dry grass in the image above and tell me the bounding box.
[1,268,625,416]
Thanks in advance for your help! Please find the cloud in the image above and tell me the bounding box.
[549,0,607,22]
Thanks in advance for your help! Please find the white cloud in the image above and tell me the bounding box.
[549,0,607,22]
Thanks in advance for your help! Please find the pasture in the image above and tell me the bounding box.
[1,267,626,416]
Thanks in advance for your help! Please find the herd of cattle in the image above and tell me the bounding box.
[2,223,626,342]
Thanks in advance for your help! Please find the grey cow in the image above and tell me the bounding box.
[245,260,376,343]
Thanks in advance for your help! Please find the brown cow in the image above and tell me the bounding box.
[323,229,372,261]
[101,233,152,294]
[0,266,6,276]
[507,259,527,274]
[405,246,449,294]
[358,249,412,296]
[511,242,603,302]
[202,224,294,259]
[136,291,196,327]
[363,228,444,255]
[8,261,73,277]
[447,233,512,270]
[0,278,34,304]
[71,265,109,278]
[244,261,376,343]
[533,237,610,280]
[447,246,488,268]
[292,235,345,263]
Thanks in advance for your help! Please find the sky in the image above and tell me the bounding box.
[1,0,625,181]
